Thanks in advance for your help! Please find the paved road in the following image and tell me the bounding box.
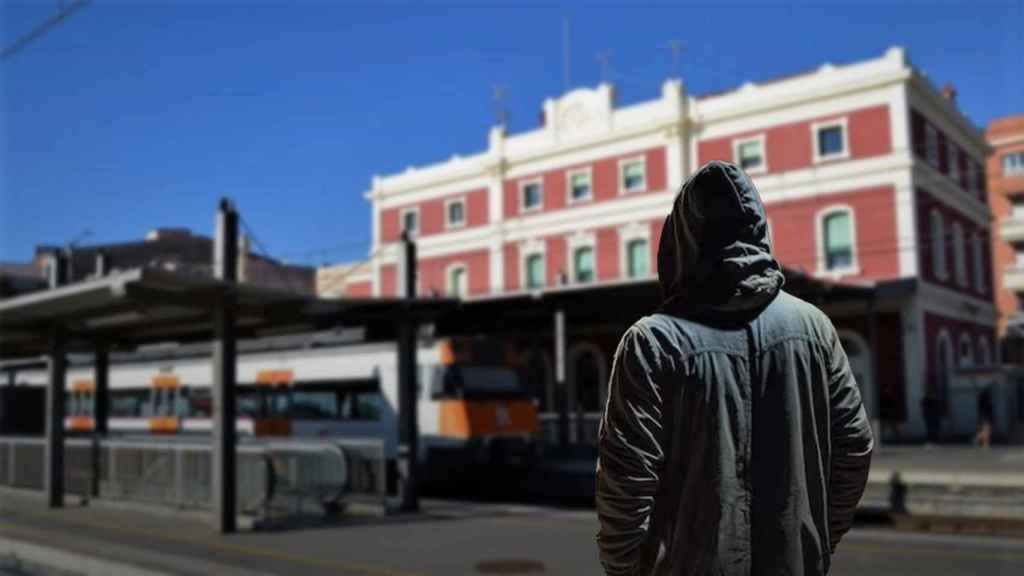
[3,492,1024,575]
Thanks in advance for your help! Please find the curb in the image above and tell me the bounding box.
[0,535,173,576]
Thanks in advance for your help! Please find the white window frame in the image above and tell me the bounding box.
[567,231,597,284]
[815,205,859,277]
[958,333,975,368]
[444,196,466,230]
[1004,151,1024,177]
[618,222,652,280]
[399,206,419,237]
[925,123,940,168]
[519,239,546,291]
[952,221,967,288]
[930,209,948,281]
[519,177,544,214]
[733,134,767,174]
[618,156,648,195]
[566,167,593,205]
[947,139,960,182]
[811,117,850,164]
[972,231,986,294]
[445,262,468,297]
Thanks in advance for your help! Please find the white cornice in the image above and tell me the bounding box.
[907,76,990,158]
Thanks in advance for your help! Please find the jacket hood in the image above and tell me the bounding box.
[657,160,784,320]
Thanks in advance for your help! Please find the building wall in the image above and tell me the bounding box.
[697,104,892,172]
[502,147,667,219]
[915,188,994,301]
[986,115,1024,351]
[380,187,488,243]
[766,185,900,280]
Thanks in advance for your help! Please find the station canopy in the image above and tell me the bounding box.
[0,267,456,360]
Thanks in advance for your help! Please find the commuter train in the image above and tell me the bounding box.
[6,331,539,476]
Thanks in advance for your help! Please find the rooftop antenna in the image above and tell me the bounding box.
[493,84,508,128]
[562,17,571,92]
[596,51,610,84]
[669,40,684,79]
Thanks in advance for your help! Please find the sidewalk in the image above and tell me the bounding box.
[0,490,601,576]
[863,445,1024,519]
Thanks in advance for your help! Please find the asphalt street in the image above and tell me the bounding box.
[2,491,1024,575]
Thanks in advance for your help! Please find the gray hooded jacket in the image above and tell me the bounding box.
[596,161,874,576]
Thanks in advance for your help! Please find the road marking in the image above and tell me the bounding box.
[1,508,421,576]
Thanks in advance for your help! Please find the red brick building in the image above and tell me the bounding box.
[986,115,1024,365]
[332,48,1000,441]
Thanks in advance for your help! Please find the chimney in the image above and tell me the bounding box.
[940,83,957,104]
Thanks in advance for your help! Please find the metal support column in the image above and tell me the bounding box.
[554,308,568,451]
[867,296,882,450]
[92,345,109,497]
[212,198,239,533]
[45,330,66,508]
[396,231,419,512]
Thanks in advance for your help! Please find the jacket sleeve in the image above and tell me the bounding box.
[596,326,668,576]
[826,326,874,552]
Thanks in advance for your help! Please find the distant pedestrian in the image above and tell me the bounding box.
[596,161,873,576]
[975,387,993,448]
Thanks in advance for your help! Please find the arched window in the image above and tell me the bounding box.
[930,209,948,280]
[972,232,987,294]
[818,207,856,273]
[573,246,595,283]
[626,238,649,278]
[446,264,468,297]
[952,221,967,287]
[958,333,975,368]
[977,336,992,367]
[933,331,953,415]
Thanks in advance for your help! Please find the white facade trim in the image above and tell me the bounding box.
[504,190,673,244]
[566,231,597,284]
[815,204,861,278]
[811,116,851,164]
[399,206,419,237]
[618,155,648,195]
[755,152,909,203]
[566,166,594,205]
[519,244,546,291]
[505,130,665,180]
[732,133,767,175]
[444,196,466,230]
[445,261,468,297]
[619,222,652,280]
[519,177,544,214]
[374,173,491,209]
[895,179,919,277]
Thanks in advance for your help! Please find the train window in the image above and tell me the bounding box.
[237,388,262,418]
[291,389,339,419]
[65,392,78,417]
[153,387,176,417]
[173,388,190,417]
[188,387,212,418]
[343,388,384,421]
[110,389,149,417]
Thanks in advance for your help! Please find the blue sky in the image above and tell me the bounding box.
[2,0,1021,266]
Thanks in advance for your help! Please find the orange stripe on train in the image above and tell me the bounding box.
[438,400,538,439]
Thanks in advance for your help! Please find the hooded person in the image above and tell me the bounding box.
[596,161,873,576]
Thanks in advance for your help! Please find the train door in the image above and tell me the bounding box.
[66,379,95,433]
[150,374,180,434]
